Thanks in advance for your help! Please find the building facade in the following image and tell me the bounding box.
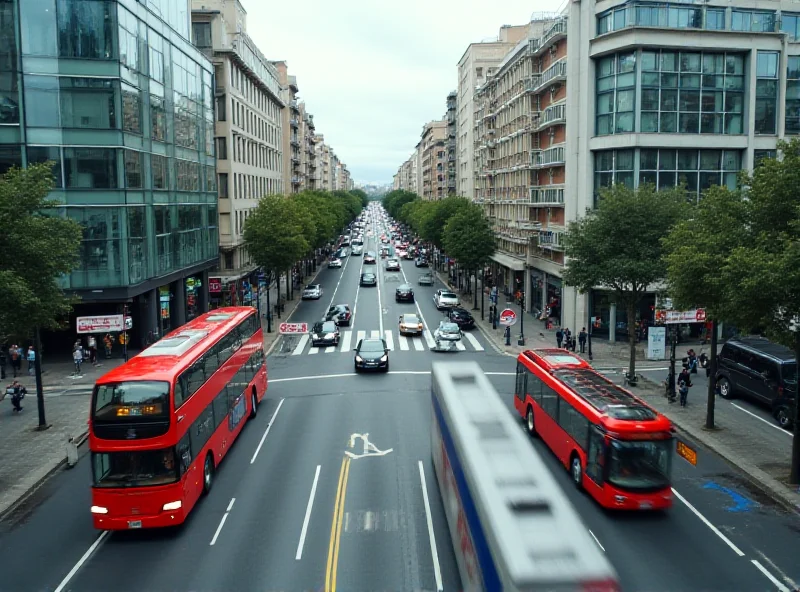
[420,120,447,200]
[192,0,283,307]
[446,91,457,195]
[299,102,317,190]
[456,25,530,198]
[3,0,218,347]
[315,136,331,190]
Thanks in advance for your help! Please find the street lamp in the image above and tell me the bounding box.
[518,291,525,346]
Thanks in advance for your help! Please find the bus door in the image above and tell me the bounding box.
[585,426,607,487]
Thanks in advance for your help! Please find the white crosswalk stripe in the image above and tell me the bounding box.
[292,334,309,355]
[285,329,488,355]
[463,332,483,351]
[340,330,352,352]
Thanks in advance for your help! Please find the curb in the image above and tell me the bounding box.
[638,374,800,515]
[264,264,324,357]
[0,429,90,522]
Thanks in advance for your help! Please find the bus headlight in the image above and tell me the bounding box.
[91,505,108,514]
[162,500,182,511]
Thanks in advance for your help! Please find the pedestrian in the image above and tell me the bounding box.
[4,380,26,412]
[8,344,21,378]
[678,379,689,407]
[556,328,563,348]
[563,328,571,349]
[88,335,98,365]
[73,343,84,376]
[579,327,587,353]
[26,345,35,376]
[0,347,6,380]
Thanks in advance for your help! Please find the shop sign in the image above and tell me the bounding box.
[647,326,666,360]
[657,308,707,324]
[209,278,222,293]
[77,315,124,334]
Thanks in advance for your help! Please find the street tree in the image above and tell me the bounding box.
[292,191,339,250]
[563,183,685,384]
[662,185,748,428]
[713,139,800,483]
[0,163,82,340]
[243,195,314,297]
[418,196,471,248]
[349,188,369,208]
[442,205,496,301]
[383,190,418,219]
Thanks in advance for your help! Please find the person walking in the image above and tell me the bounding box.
[578,328,588,353]
[4,380,26,412]
[556,328,564,348]
[8,344,21,378]
[73,343,84,376]
[26,346,35,376]
[88,335,98,365]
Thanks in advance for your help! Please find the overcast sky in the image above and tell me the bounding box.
[245,0,563,185]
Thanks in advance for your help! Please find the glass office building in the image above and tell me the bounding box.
[1,0,218,346]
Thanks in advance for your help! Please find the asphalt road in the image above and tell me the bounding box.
[2,210,800,592]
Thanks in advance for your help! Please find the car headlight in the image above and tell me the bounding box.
[355,355,364,362]
[325,333,334,338]
[312,334,319,339]
[380,355,388,362]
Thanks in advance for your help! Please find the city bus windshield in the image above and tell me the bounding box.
[92,449,178,488]
[607,438,672,492]
[93,381,171,421]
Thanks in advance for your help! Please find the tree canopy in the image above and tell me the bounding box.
[383,190,418,219]
[441,206,496,272]
[417,197,472,248]
[563,183,685,380]
[0,163,82,339]
[243,195,314,274]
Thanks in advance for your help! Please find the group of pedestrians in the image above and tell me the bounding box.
[555,327,588,353]
[1,344,36,379]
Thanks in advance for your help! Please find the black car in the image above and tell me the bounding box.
[360,272,377,287]
[354,338,389,372]
[448,307,475,329]
[324,304,352,326]
[310,321,340,347]
[414,257,429,267]
[395,283,415,302]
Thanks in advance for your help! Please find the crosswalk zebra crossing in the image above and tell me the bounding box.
[290,329,485,355]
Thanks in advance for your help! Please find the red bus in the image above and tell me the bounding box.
[514,349,674,510]
[89,307,267,530]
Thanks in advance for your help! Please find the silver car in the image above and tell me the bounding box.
[434,321,462,342]
[302,284,322,300]
[434,289,460,309]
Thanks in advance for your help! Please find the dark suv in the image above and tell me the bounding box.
[716,337,797,428]
[447,307,475,330]
[324,304,352,326]
[395,284,414,302]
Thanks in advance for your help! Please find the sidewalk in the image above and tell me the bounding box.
[435,270,800,512]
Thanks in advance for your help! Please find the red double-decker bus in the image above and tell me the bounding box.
[514,349,674,510]
[89,307,267,530]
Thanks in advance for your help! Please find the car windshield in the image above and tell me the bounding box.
[92,449,178,488]
[92,381,171,421]
[363,274,375,280]
[402,315,419,324]
[320,322,337,333]
[440,323,460,332]
[607,438,672,492]
[441,292,457,299]
[305,285,318,291]
[360,340,385,352]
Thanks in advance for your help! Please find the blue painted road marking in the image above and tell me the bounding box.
[703,481,759,512]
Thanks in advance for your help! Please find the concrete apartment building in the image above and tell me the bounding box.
[316,137,331,190]
[469,2,800,341]
[191,0,283,305]
[273,63,298,193]
[456,25,531,198]
[5,0,218,346]
[300,103,317,190]
[420,120,448,200]
[446,91,458,195]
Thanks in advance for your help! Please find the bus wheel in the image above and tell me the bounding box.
[250,389,258,419]
[526,407,537,437]
[203,454,215,495]
[570,454,583,490]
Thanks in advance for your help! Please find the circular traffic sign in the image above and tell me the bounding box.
[499,308,518,326]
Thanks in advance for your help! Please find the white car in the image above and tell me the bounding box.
[434,289,460,309]
[328,258,342,269]
[397,249,407,259]
[302,284,323,299]
[434,321,462,343]
[385,259,401,271]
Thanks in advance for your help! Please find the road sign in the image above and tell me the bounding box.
[499,308,518,326]
[279,322,308,334]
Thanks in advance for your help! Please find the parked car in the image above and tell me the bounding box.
[398,313,424,336]
[434,289,460,310]
[324,304,352,326]
[418,272,434,286]
[328,258,342,269]
[716,336,797,428]
[395,283,414,302]
[447,307,475,329]
[360,272,377,287]
[302,284,323,300]
[310,321,340,347]
[353,338,389,372]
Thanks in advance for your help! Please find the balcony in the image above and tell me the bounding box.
[531,145,566,168]
[290,100,299,113]
[290,118,299,128]
[291,156,300,164]
[540,18,567,49]
[531,59,567,94]
[537,228,565,251]
[540,103,566,130]
[530,184,565,205]
[291,138,300,147]
[291,177,302,185]
[215,32,283,102]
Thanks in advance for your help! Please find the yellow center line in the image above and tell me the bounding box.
[325,456,351,592]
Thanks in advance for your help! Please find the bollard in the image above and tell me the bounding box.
[66,436,79,468]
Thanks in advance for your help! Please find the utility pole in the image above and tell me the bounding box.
[33,328,49,430]
[122,303,129,362]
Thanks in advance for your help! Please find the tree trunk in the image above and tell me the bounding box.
[705,319,718,429]
[627,300,637,385]
[790,330,800,484]
[286,268,291,301]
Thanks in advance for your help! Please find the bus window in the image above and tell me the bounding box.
[586,428,606,485]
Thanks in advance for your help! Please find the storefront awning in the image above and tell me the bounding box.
[491,252,526,271]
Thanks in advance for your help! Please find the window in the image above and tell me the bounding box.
[755,51,779,135]
[118,6,139,73]
[152,154,167,189]
[151,95,166,141]
[754,150,776,166]
[148,30,165,83]
[206,166,217,192]
[640,50,743,135]
[216,137,227,160]
[597,3,724,34]
[191,22,212,48]
[24,76,120,130]
[124,150,142,188]
[216,95,226,121]
[558,400,590,449]
[595,52,636,135]
[638,148,740,200]
[540,383,559,418]
[731,10,775,33]
[122,84,141,134]
[0,145,21,176]
[788,57,800,135]
[515,363,528,402]
[594,149,634,202]
[219,173,229,197]
[26,146,63,188]
[56,0,116,59]
[782,14,800,39]
[176,159,200,192]
[64,148,118,189]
